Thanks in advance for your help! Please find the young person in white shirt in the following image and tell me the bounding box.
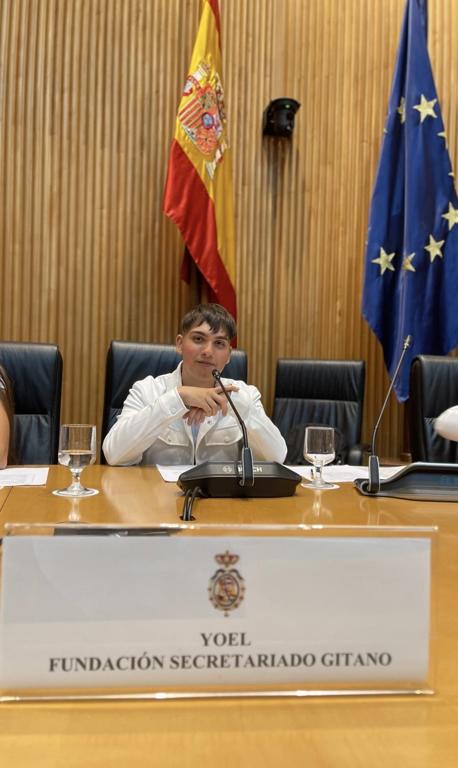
[102,303,287,466]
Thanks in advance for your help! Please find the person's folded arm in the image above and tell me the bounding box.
[228,384,287,463]
[102,380,188,466]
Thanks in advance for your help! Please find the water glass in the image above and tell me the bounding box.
[53,424,98,497]
[302,426,337,490]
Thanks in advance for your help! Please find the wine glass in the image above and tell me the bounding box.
[53,424,98,497]
[302,426,338,490]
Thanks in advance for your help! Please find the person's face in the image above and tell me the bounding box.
[176,322,231,385]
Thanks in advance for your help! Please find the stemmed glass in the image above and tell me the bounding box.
[302,426,338,490]
[53,424,98,497]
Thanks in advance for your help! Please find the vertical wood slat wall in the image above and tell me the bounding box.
[0,0,457,459]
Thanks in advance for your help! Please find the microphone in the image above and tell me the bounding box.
[363,335,412,494]
[212,368,254,487]
[354,340,458,502]
[177,372,301,508]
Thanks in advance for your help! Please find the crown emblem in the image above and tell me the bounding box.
[215,551,239,568]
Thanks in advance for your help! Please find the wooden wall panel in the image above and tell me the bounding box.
[0,0,457,459]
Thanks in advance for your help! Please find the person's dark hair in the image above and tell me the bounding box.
[0,365,15,464]
[180,303,237,340]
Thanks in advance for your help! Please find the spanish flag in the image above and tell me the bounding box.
[163,0,236,318]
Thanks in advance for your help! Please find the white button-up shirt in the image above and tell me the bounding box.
[102,364,287,466]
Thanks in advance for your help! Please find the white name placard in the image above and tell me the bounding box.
[0,533,432,691]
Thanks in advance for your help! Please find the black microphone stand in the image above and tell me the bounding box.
[212,369,255,487]
[367,335,412,493]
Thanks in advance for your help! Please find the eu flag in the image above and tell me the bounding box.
[362,0,458,401]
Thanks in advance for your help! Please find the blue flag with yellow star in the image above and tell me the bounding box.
[362,0,458,401]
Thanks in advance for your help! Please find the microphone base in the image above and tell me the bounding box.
[367,454,380,493]
[354,462,458,502]
[178,462,301,498]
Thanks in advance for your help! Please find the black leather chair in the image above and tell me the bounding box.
[409,355,458,462]
[0,342,63,464]
[100,340,248,459]
[272,359,366,464]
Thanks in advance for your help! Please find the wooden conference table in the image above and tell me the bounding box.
[0,465,457,768]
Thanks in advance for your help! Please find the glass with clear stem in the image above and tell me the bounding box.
[302,426,336,490]
[53,424,98,497]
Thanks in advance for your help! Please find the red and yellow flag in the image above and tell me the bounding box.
[163,0,236,318]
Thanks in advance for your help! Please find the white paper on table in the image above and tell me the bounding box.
[156,465,193,482]
[287,465,405,483]
[0,467,49,486]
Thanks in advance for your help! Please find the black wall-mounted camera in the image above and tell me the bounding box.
[262,98,301,138]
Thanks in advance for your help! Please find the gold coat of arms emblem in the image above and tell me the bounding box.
[208,551,245,616]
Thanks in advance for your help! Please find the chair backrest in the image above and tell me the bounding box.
[101,341,248,458]
[272,359,365,463]
[0,342,63,464]
[409,355,458,462]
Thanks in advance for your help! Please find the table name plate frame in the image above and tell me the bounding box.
[0,522,437,702]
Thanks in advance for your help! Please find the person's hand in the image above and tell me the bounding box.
[183,406,207,426]
[178,385,239,419]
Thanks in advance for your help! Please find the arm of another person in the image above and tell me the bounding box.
[0,400,10,469]
[228,382,287,463]
[435,406,458,441]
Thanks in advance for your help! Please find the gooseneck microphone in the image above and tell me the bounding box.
[178,375,302,514]
[212,368,254,487]
[367,335,412,493]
